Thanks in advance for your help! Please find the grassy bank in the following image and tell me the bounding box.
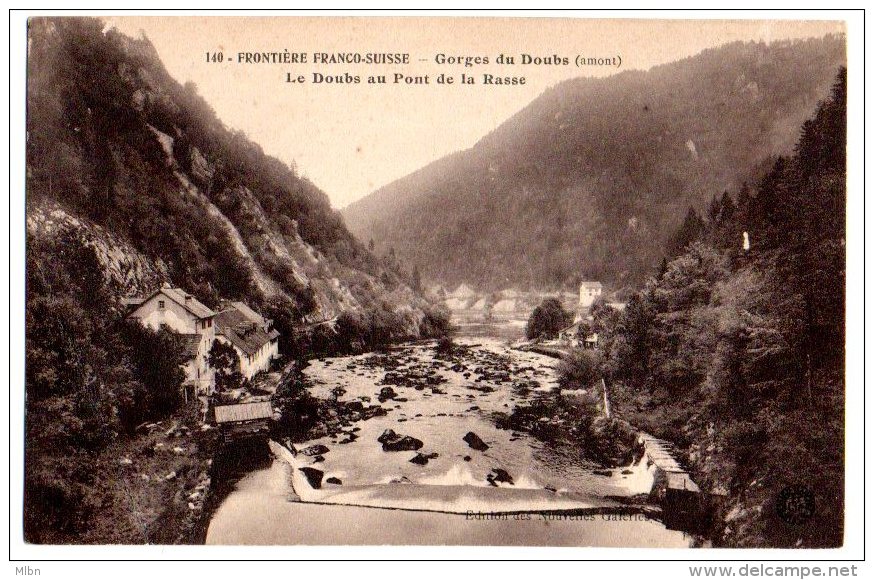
[71,405,219,544]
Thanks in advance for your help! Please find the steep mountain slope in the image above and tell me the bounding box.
[26,17,425,333]
[24,17,445,544]
[343,35,845,291]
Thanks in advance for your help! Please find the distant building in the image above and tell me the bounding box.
[559,322,598,349]
[450,283,477,299]
[492,298,518,313]
[125,284,216,398]
[214,302,280,381]
[578,281,603,308]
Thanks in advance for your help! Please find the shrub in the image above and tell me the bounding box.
[419,305,452,339]
[208,340,244,392]
[557,349,602,390]
[117,321,187,430]
[273,368,323,440]
[525,298,573,340]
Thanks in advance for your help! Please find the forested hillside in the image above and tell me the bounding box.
[24,18,441,542]
[591,69,846,547]
[343,36,845,291]
[27,18,430,323]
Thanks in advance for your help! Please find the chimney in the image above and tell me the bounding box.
[185,294,192,303]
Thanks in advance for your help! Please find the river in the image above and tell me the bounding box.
[206,317,693,546]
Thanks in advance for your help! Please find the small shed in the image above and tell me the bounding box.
[214,401,273,442]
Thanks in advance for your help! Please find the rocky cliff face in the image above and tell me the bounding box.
[27,199,168,297]
[26,17,426,334]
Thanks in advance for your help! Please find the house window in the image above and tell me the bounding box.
[158,300,165,309]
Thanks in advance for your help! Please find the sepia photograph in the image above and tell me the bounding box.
[12,10,863,560]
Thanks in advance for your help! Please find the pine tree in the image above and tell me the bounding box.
[668,206,705,256]
[719,191,736,224]
[708,195,722,224]
[657,256,669,279]
[411,264,422,292]
[736,182,752,227]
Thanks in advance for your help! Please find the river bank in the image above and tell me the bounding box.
[73,405,218,544]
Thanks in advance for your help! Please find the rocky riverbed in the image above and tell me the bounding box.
[275,338,654,510]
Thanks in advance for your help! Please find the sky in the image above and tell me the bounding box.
[105,17,844,209]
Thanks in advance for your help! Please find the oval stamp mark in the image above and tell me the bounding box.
[776,484,816,525]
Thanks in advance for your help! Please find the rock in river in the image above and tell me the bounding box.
[463,431,489,452]
[409,452,439,465]
[377,429,398,444]
[486,468,514,486]
[383,435,424,452]
[299,467,324,489]
[377,386,398,402]
[299,444,330,457]
[378,428,424,451]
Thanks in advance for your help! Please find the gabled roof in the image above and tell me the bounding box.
[130,287,215,319]
[230,301,266,326]
[160,287,216,319]
[179,334,202,361]
[214,401,273,424]
[560,322,582,335]
[560,322,597,341]
[215,306,278,356]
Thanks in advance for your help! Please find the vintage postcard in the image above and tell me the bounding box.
[11,10,864,562]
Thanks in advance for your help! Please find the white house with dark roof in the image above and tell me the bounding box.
[126,284,216,397]
[214,302,280,381]
[578,281,603,308]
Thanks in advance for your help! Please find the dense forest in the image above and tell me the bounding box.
[24,18,445,542]
[343,36,845,292]
[588,69,846,547]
